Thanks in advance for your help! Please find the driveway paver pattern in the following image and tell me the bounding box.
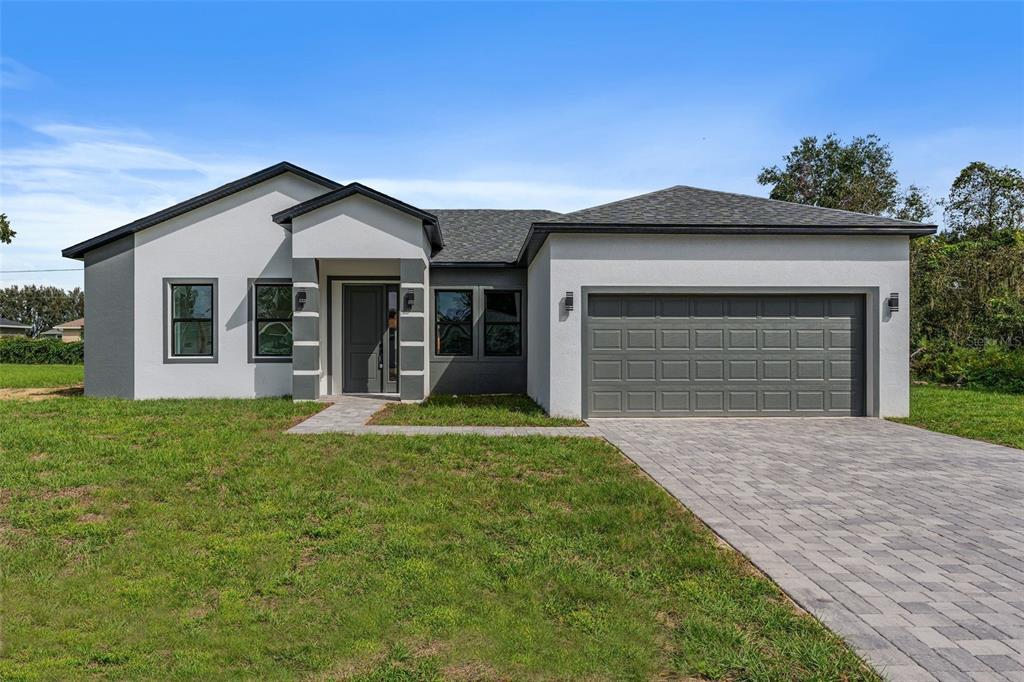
[588,418,1024,682]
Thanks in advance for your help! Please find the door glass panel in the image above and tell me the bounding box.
[387,289,398,383]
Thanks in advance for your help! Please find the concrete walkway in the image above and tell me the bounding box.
[287,394,593,436]
[588,418,1024,682]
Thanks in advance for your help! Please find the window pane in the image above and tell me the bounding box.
[173,320,213,356]
[485,323,521,356]
[485,291,520,323]
[173,284,212,319]
[256,285,292,319]
[436,290,472,323]
[257,321,292,356]
[437,323,472,356]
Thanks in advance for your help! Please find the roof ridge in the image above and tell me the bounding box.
[554,184,683,220]
[669,184,926,225]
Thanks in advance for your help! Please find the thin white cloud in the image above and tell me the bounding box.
[0,56,46,90]
[358,178,645,213]
[0,123,258,288]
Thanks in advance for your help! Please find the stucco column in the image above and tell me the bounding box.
[292,258,320,401]
[399,258,427,401]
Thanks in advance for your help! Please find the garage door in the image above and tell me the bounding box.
[584,294,865,417]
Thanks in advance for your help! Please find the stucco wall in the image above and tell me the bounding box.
[526,240,552,410]
[429,267,527,395]
[292,194,430,260]
[535,233,911,418]
[84,236,134,397]
[131,173,328,398]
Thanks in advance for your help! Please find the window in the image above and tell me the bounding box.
[484,290,522,356]
[170,283,214,357]
[254,283,292,357]
[435,290,473,356]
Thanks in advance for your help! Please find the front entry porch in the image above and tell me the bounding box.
[290,258,428,402]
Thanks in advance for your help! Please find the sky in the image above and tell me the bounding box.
[1,1,1022,290]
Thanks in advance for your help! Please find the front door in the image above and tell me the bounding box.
[343,286,385,393]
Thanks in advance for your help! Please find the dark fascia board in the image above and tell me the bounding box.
[516,222,939,265]
[272,182,444,250]
[429,261,522,269]
[62,162,342,259]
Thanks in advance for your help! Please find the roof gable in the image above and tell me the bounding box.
[272,183,444,250]
[63,162,342,259]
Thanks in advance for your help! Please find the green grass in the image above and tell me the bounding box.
[0,399,877,680]
[0,364,84,389]
[893,384,1024,449]
[370,393,585,427]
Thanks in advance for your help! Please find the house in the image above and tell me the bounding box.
[40,318,84,342]
[0,316,31,338]
[62,162,936,418]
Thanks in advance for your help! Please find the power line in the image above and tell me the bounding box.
[0,268,84,273]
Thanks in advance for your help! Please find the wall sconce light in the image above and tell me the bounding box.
[887,292,899,313]
[564,291,574,313]
[403,291,415,311]
[295,289,308,312]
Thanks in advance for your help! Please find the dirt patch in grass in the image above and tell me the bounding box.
[0,385,84,400]
[39,484,96,502]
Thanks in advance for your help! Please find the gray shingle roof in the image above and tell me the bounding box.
[541,185,934,228]
[0,317,30,328]
[430,209,562,263]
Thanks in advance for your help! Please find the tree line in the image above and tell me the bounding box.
[0,285,85,338]
[758,134,1023,391]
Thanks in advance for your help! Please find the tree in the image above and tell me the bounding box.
[910,162,1024,350]
[757,133,931,221]
[0,213,14,244]
[942,162,1024,240]
[0,285,84,337]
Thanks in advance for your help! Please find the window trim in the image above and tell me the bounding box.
[434,289,474,357]
[483,289,522,357]
[163,277,218,364]
[248,278,293,363]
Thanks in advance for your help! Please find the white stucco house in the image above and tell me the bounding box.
[63,162,936,418]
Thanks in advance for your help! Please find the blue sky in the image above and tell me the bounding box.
[2,1,1022,289]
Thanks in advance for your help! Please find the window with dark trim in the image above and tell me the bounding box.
[484,290,522,356]
[434,289,473,356]
[254,283,292,357]
[170,283,214,357]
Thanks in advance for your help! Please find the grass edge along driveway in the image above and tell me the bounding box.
[369,393,585,427]
[893,384,1023,449]
[0,397,878,680]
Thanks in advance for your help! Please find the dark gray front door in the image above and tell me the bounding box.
[584,293,865,417]
[343,285,385,393]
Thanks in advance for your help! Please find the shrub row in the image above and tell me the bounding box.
[0,337,85,364]
[912,340,1024,394]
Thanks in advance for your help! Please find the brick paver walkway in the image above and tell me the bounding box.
[588,418,1024,682]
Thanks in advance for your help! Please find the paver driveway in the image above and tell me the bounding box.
[588,418,1024,682]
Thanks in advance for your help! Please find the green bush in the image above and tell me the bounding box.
[912,340,1024,393]
[0,337,84,364]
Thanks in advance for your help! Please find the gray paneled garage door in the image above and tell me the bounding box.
[584,294,865,417]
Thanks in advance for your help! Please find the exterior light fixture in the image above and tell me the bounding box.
[564,291,574,312]
[887,292,899,313]
[404,291,415,311]
[295,289,308,311]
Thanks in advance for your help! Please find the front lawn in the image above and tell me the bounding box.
[0,363,84,389]
[369,393,585,426]
[0,398,875,680]
[893,384,1024,449]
